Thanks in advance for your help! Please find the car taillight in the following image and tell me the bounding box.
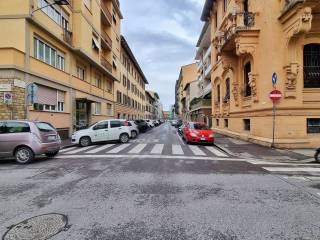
[124,120,129,126]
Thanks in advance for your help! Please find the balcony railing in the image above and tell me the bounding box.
[62,29,72,45]
[101,1,112,25]
[101,30,112,49]
[304,66,320,88]
[282,0,304,13]
[101,56,112,72]
[202,82,212,97]
[190,99,212,111]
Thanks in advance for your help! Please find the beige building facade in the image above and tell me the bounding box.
[114,36,148,120]
[201,0,320,148]
[0,0,122,138]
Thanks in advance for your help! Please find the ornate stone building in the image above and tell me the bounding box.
[201,0,320,148]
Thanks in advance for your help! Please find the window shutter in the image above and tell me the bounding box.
[37,85,57,105]
[58,91,65,102]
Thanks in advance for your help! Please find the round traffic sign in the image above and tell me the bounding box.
[269,90,282,102]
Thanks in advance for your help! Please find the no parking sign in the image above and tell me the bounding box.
[4,92,12,104]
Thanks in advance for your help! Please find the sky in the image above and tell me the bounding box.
[121,0,206,111]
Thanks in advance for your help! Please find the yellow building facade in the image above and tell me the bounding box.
[114,36,148,120]
[0,0,122,138]
[201,0,320,148]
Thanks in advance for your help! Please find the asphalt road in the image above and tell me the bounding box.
[1,123,320,240]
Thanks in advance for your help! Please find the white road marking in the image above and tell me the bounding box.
[85,144,115,154]
[60,147,77,153]
[172,145,184,155]
[189,145,206,156]
[263,167,320,172]
[128,144,147,154]
[56,155,243,161]
[205,146,227,157]
[107,144,131,154]
[65,146,96,154]
[150,144,164,154]
[317,193,320,196]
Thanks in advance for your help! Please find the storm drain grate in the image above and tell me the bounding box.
[2,213,69,240]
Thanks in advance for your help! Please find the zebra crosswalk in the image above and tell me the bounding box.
[59,143,229,158]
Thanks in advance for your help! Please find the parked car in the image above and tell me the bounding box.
[182,122,214,144]
[175,119,183,128]
[128,121,139,139]
[0,121,61,164]
[171,120,178,126]
[134,119,149,133]
[145,119,155,128]
[315,148,320,163]
[72,119,131,147]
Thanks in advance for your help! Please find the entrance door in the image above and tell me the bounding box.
[76,101,89,129]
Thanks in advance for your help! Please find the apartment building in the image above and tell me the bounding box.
[174,63,198,120]
[114,36,148,120]
[145,90,155,119]
[201,0,320,148]
[0,0,122,138]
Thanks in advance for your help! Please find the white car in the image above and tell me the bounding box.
[72,119,131,147]
[128,121,139,139]
[145,119,154,128]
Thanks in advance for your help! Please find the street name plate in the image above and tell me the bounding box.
[0,84,12,92]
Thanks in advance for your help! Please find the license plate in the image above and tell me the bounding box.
[48,135,56,141]
[200,138,206,141]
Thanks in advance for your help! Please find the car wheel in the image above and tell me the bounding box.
[119,133,129,143]
[315,151,320,163]
[15,147,34,164]
[45,151,59,158]
[80,136,91,147]
[131,130,138,139]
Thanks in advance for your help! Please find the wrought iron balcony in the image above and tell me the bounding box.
[190,99,212,111]
[304,66,320,88]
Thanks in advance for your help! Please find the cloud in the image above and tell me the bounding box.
[121,0,204,110]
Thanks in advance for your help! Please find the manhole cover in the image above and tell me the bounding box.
[2,213,68,240]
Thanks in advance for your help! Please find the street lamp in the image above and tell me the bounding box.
[32,0,70,15]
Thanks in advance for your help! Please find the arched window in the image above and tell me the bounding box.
[304,44,320,88]
[224,78,230,102]
[243,62,251,97]
[217,84,221,103]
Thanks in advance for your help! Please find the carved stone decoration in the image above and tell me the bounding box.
[221,55,234,70]
[235,37,256,56]
[248,73,259,102]
[232,82,239,106]
[294,7,313,35]
[284,62,299,90]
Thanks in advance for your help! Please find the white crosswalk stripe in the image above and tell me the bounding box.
[107,144,131,154]
[205,146,227,157]
[65,146,96,154]
[263,167,320,173]
[128,144,147,154]
[85,144,115,154]
[150,144,164,154]
[60,146,77,153]
[188,145,206,156]
[172,145,184,155]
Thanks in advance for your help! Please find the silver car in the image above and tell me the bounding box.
[128,121,139,139]
[0,121,61,164]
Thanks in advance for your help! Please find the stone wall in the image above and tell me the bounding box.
[0,79,26,120]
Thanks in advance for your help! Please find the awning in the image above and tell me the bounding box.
[76,97,97,103]
[92,37,101,50]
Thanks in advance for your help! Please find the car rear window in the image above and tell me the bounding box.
[0,122,5,134]
[6,122,30,133]
[35,122,56,132]
[190,123,209,130]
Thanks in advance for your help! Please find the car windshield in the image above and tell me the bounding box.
[35,122,56,132]
[190,123,209,130]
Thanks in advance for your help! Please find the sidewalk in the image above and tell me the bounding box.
[214,134,315,162]
[60,138,76,149]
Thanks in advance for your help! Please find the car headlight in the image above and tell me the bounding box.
[190,132,198,137]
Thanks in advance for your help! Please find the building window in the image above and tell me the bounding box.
[217,84,221,103]
[307,118,320,133]
[216,119,219,127]
[244,119,251,131]
[117,91,122,104]
[34,38,65,71]
[304,44,320,88]
[94,74,102,88]
[243,62,251,97]
[123,75,127,87]
[38,0,69,29]
[106,80,112,93]
[76,65,86,80]
[224,78,230,102]
[224,119,229,128]
[107,103,113,116]
[127,79,131,90]
[95,102,101,115]
[57,102,64,112]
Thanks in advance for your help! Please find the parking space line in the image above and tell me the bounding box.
[150,144,164,154]
[128,144,147,154]
[107,144,131,154]
[205,146,227,157]
[85,144,115,154]
[189,145,206,156]
[172,145,184,155]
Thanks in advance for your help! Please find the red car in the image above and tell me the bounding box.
[182,122,214,144]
